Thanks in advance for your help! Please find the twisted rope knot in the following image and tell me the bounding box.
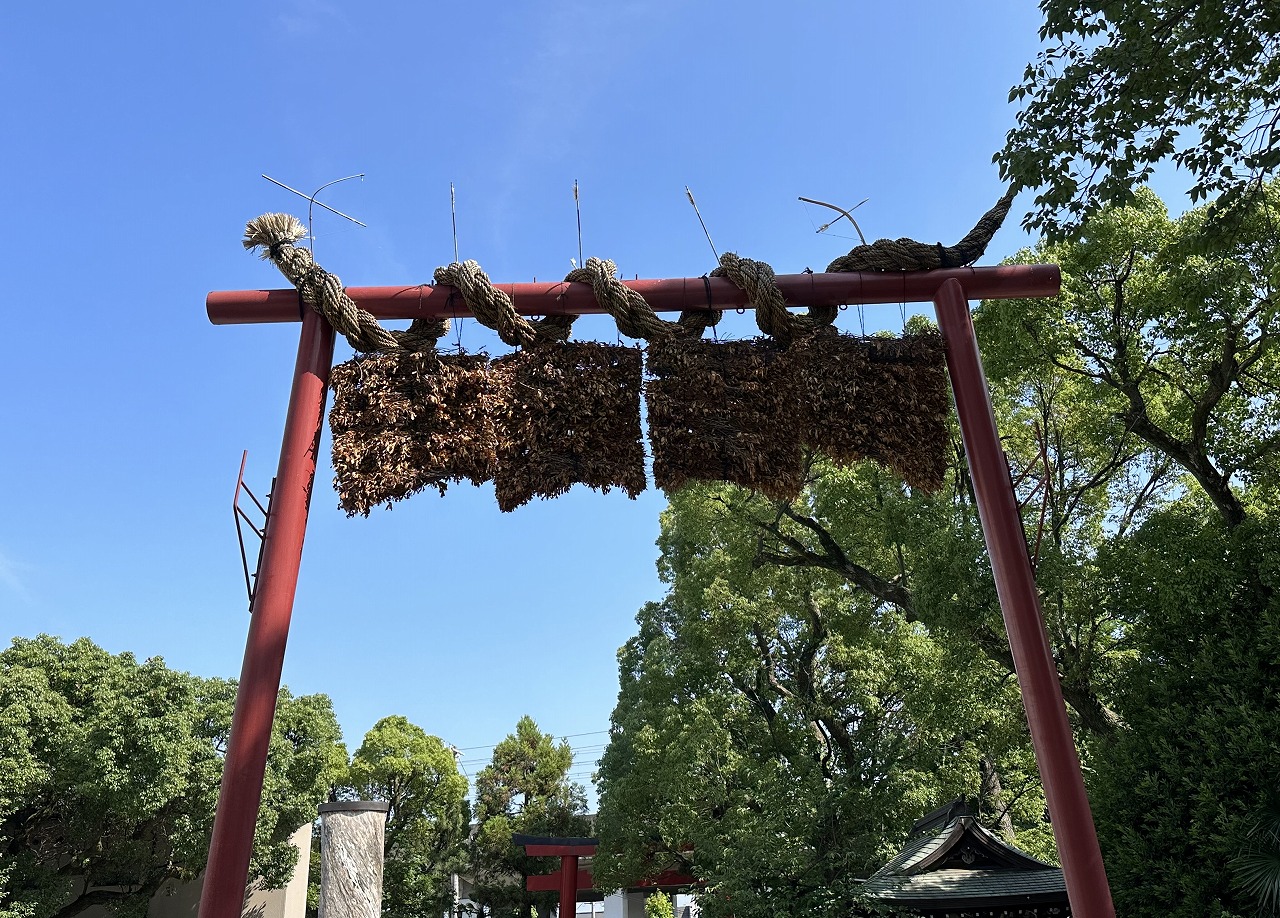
[433,261,574,348]
[562,257,719,341]
[825,189,1016,273]
[566,258,669,340]
[244,213,447,353]
[712,253,837,345]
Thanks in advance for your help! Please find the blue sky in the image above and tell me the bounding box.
[0,1,1190,802]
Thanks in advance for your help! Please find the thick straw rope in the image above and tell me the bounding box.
[436,257,717,344]
[432,261,575,348]
[244,214,448,353]
[244,190,1014,353]
[711,191,1015,341]
[711,253,838,344]
[564,257,720,340]
[825,189,1016,273]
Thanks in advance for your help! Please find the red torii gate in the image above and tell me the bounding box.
[514,834,698,918]
[198,264,1115,918]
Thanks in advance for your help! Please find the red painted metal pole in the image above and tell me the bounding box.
[933,278,1114,917]
[206,265,1061,325]
[559,855,579,918]
[199,307,336,918]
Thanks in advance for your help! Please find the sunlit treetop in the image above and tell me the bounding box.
[996,0,1280,238]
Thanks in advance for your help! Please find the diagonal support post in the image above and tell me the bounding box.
[199,307,336,918]
[933,278,1114,917]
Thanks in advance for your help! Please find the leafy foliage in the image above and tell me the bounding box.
[593,477,1054,918]
[598,185,1280,916]
[1089,504,1280,916]
[997,0,1280,237]
[982,183,1280,529]
[643,892,673,918]
[0,635,346,918]
[1234,798,1280,917]
[467,717,591,918]
[346,716,469,918]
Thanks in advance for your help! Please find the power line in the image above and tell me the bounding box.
[454,753,602,767]
[458,745,608,766]
[453,730,609,752]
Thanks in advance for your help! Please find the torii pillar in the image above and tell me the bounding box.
[516,835,598,918]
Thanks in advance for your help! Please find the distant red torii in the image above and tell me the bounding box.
[514,834,698,918]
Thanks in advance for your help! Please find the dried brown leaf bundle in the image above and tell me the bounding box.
[646,337,804,501]
[492,343,647,513]
[329,351,500,515]
[781,329,950,492]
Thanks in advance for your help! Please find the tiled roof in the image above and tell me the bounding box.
[862,816,1067,906]
[863,866,1067,902]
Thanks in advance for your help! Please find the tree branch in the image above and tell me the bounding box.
[752,506,917,616]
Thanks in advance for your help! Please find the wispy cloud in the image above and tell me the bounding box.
[0,548,32,603]
[485,0,669,246]
[276,0,350,37]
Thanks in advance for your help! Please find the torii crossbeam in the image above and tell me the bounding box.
[199,265,1115,918]
[513,834,698,918]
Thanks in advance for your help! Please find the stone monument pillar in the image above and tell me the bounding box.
[318,801,391,918]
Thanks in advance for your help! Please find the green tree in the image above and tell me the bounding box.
[646,298,1154,745]
[593,478,1052,918]
[643,892,672,918]
[468,717,591,918]
[976,186,1280,914]
[1233,798,1280,917]
[599,186,1280,916]
[346,716,469,918]
[997,0,1280,237]
[982,183,1280,529]
[1087,502,1280,916]
[0,635,346,918]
